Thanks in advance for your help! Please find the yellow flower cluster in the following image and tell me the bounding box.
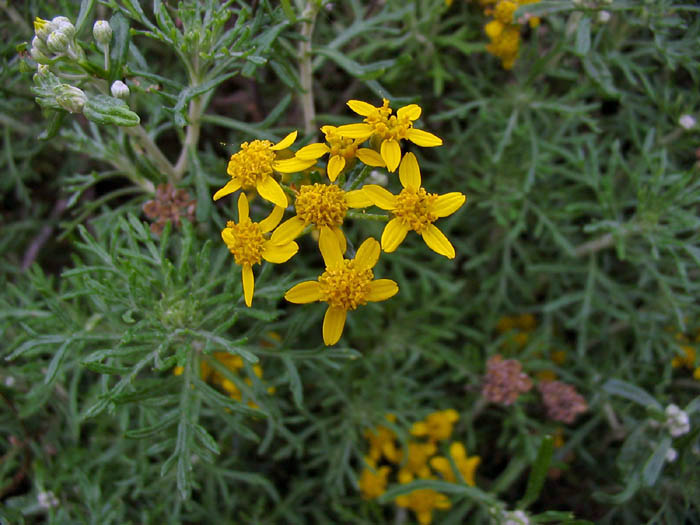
[174,352,274,407]
[479,0,541,70]
[671,330,700,380]
[358,411,480,525]
[496,314,565,381]
[213,99,466,345]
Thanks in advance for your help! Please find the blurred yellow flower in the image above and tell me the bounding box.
[395,488,451,525]
[285,236,398,345]
[397,441,437,483]
[410,409,459,442]
[364,414,401,463]
[358,457,391,499]
[430,442,480,485]
[362,153,465,259]
[221,194,299,307]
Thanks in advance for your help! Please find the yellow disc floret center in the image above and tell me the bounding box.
[224,220,265,266]
[362,99,412,141]
[318,260,374,310]
[227,140,275,189]
[394,187,438,233]
[294,183,348,228]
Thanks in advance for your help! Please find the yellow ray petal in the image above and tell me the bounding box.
[381,218,409,252]
[221,227,234,246]
[356,148,386,167]
[319,226,343,268]
[431,192,466,218]
[421,224,455,259]
[347,99,377,116]
[366,279,398,302]
[242,264,254,307]
[363,184,397,210]
[271,130,298,151]
[213,178,241,201]
[345,189,373,208]
[327,155,346,182]
[397,104,422,121]
[271,216,305,244]
[285,281,321,303]
[336,123,373,140]
[398,152,421,190]
[332,226,347,254]
[259,205,285,233]
[380,139,401,173]
[296,142,330,160]
[355,237,380,270]
[256,175,288,208]
[273,157,317,173]
[323,306,347,345]
[262,240,298,263]
[237,193,249,222]
[405,128,443,147]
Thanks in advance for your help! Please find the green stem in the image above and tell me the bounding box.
[174,95,205,179]
[348,164,372,190]
[346,211,388,222]
[123,125,176,182]
[298,2,320,135]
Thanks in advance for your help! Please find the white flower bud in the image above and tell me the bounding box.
[56,84,87,113]
[665,404,691,438]
[32,36,49,54]
[93,20,112,48]
[502,509,531,525]
[52,16,75,38]
[665,447,678,463]
[598,10,611,23]
[111,80,130,99]
[367,169,389,187]
[3,376,15,387]
[37,64,50,76]
[33,17,56,41]
[46,31,70,53]
[30,45,50,64]
[37,490,59,509]
[679,114,696,130]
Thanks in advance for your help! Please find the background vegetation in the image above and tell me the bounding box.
[1,0,699,523]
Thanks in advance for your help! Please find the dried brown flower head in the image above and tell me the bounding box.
[142,183,196,234]
[482,354,533,406]
[537,380,588,424]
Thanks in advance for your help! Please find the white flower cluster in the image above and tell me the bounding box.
[665,404,690,438]
[37,490,59,509]
[30,16,83,63]
[500,509,530,525]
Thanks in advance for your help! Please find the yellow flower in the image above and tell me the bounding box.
[410,409,459,442]
[285,235,398,345]
[273,183,373,254]
[430,442,480,485]
[221,194,299,307]
[362,153,465,258]
[397,441,437,482]
[395,489,451,525]
[358,457,391,499]
[276,125,386,182]
[213,131,310,207]
[364,414,401,463]
[493,0,518,24]
[335,99,443,172]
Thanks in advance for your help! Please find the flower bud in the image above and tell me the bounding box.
[37,64,50,76]
[597,10,611,23]
[679,114,696,130]
[55,84,87,113]
[52,16,75,38]
[47,31,70,53]
[111,80,130,99]
[33,17,55,41]
[30,45,50,64]
[93,20,112,48]
[32,36,49,54]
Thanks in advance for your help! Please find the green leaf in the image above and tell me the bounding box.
[575,17,591,56]
[642,437,671,487]
[75,0,97,34]
[602,379,662,410]
[38,110,67,141]
[83,94,140,127]
[314,47,396,80]
[377,479,498,506]
[125,412,179,438]
[109,12,131,83]
[282,357,303,408]
[518,435,554,508]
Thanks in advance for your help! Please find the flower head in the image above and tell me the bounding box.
[273,183,372,253]
[364,414,401,463]
[665,404,691,438]
[276,125,385,182]
[410,409,459,442]
[363,153,465,258]
[358,457,391,499]
[430,442,481,485]
[285,235,398,345]
[482,354,533,405]
[214,131,308,207]
[335,99,443,172]
[395,488,451,525]
[537,380,588,424]
[397,441,437,482]
[221,194,299,307]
